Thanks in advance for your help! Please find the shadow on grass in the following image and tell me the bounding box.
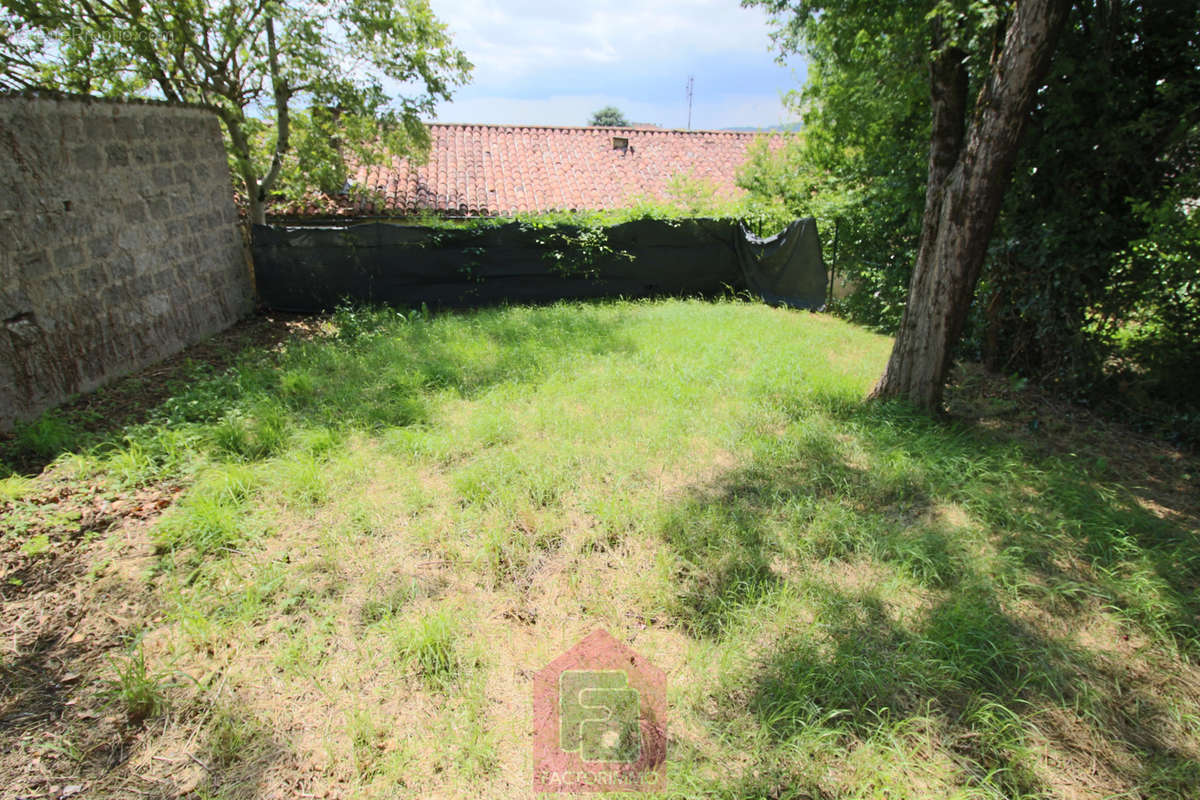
[191,702,294,800]
[661,397,1200,798]
[1,303,639,476]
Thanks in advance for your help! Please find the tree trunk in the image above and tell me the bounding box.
[246,188,266,227]
[219,110,268,225]
[870,0,1072,410]
[255,14,290,217]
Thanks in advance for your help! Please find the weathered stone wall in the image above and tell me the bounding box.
[0,94,252,429]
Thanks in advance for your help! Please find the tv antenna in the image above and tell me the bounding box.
[686,76,694,130]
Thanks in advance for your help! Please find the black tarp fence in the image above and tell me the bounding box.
[252,217,826,312]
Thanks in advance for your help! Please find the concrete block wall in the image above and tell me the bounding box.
[0,94,253,429]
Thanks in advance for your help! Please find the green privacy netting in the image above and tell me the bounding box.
[252,217,825,312]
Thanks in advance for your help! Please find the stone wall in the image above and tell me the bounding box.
[0,94,253,429]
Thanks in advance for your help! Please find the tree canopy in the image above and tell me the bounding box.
[589,106,629,127]
[1,0,472,223]
[743,0,1200,427]
[749,0,1073,408]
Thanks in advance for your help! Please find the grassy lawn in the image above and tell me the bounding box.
[2,298,1198,799]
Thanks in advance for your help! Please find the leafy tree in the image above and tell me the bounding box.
[867,0,1072,408]
[589,106,629,127]
[751,0,1071,409]
[1,0,472,223]
[982,2,1200,395]
[748,1,1200,416]
[737,93,926,329]
[741,2,971,331]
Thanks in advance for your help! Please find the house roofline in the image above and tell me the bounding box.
[420,121,780,136]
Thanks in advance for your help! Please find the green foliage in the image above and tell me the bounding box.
[0,14,41,90]
[101,645,172,724]
[981,1,1200,398]
[588,106,629,127]
[361,576,430,623]
[335,168,778,230]
[746,0,1200,422]
[1110,194,1200,407]
[3,0,472,219]
[0,474,35,503]
[19,533,51,556]
[740,1,934,329]
[205,706,267,767]
[210,403,290,462]
[661,171,718,216]
[391,606,468,687]
[11,413,80,462]
[287,193,794,283]
[521,219,633,279]
[152,464,259,556]
[252,100,438,213]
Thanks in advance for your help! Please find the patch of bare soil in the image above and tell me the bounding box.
[946,362,1200,527]
[0,479,180,799]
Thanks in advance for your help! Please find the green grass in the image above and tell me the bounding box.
[2,298,1198,799]
[100,645,174,724]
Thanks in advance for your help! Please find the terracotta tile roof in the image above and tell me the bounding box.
[349,123,773,216]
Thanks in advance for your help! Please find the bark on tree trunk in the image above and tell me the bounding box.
[870,0,1072,410]
[247,190,266,227]
[219,110,269,226]
[255,14,291,221]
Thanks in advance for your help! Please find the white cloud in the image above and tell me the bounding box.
[435,0,774,81]
[427,91,796,130]
[422,0,805,129]
[430,95,662,127]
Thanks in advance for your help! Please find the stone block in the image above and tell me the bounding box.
[105,142,129,167]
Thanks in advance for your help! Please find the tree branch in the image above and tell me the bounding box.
[256,13,290,203]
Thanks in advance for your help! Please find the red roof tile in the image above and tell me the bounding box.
[351,123,773,216]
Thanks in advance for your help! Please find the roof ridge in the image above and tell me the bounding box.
[425,122,768,136]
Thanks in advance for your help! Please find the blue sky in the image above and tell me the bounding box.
[423,0,807,130]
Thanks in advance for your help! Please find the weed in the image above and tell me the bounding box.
[11,412,81,462]
[391,606,468,687]
[153,464,259,556]
[210,403,289,461]
[0,474,36,502]
[361,575,432,623]
[206,705,264,767]
[19,533,51,556]
[100,646,171,724]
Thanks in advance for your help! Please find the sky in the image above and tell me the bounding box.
[422,0,806,131]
